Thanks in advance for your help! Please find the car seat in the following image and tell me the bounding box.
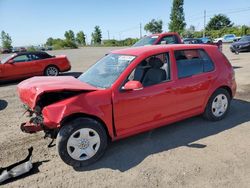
[134,60,150,81]
[142,57,166,86]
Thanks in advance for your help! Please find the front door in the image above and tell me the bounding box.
[113,52,178,137]
[4,54,36,79]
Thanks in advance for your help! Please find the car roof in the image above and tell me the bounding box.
[15,51,49,56]
[111,44,217,56]
[146,32,179,37]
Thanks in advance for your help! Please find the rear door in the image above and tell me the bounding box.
[173,49,216,115]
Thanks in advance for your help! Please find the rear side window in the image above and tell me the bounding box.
[174,49,214,78]
[158,35,178,44]
[37,53,52,59]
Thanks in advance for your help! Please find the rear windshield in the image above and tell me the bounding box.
[132,36,158,47]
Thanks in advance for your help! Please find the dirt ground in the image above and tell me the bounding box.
[0,45,249,188]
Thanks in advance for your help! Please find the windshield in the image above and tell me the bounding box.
[1,54,15,64]
[132,36,158,47]
[239,36,250,42]
[78,53,136,88]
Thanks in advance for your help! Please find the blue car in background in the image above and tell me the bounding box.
[200,37,212,43]
[230,35,250,53]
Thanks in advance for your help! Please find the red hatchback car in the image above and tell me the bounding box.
[0,51,71,81]
[17,44,236,167]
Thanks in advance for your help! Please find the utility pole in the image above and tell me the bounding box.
[203,10,206,38]
[107,30,110,40]
[140,23,142,38]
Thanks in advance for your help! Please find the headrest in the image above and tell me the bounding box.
[148,57,163,68]
[140,60,148,66]
[184,50,199,59]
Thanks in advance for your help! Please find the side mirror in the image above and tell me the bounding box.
[160,41,167,44]
[8,59,14,64]
[122,81,143,91]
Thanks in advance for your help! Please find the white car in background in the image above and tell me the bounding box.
[214,34,241,43]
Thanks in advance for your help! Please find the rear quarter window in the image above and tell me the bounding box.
[37,53,52,59]
[174,49,215,78]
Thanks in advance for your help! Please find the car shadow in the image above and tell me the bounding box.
[0,99,8,111]
[0,72,83,86]
[233,66,242,69]
[74,99,250,172]
[0,80,20,87]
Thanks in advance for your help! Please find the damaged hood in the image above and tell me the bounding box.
[17,76,98,109]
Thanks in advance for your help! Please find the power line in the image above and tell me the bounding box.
[186,7,250,22]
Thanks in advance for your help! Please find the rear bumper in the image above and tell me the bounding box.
[61,65,71,72]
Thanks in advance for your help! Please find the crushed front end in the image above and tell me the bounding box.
[20,104,58,138]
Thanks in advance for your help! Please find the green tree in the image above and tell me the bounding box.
[241,25,249,35]
[91,26,102,45]
[46,37,54,46]
[64,30,77,48]
[168,0,186,34]
[1,31,12,50]
[76,31,86,46]
[183,25,195,38]
[206,14,233,30]
[64,30,75,42]
[144,19,163,34]
[26,46,36,52]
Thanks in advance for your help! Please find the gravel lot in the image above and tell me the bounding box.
[0,45,249,188]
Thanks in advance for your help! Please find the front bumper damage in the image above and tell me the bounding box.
[20,105,58,140]
[20,104,44,134]
[20,122,42,133]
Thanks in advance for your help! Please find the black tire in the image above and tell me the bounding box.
[56,117,108,167]
[203,88,231,121]
[44,65,59,76]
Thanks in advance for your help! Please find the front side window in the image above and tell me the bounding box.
[132,36,158,47]
[174,49,214,78]
[13,55,30,63]
[30,54,41,60]
[78,54,136,88]
[158,35,178,44]
[127,52,170,87]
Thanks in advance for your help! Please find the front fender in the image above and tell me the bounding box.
[42,89,114,137]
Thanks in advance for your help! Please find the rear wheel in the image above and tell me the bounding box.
[44,65,59,76]
[203,88,231,121]
[56,117,108,167]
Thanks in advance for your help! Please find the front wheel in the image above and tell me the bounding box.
[203,88,231,121]
[56,117,108,167]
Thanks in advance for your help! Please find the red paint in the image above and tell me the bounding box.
[149,32,182,44]
[18,44,236,141]
[0,54,71,81]
[17,76,98,109]
[123,80,143,90]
